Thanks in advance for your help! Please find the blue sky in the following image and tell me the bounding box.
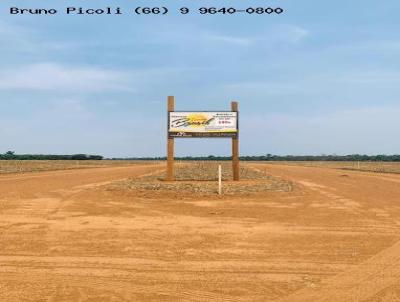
[1,0,399,157]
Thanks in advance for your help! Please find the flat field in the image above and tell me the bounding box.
[0,160,158,174]
[1,161,400,301]
[265,160,400,174]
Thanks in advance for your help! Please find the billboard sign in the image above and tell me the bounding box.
[168,111,238,138]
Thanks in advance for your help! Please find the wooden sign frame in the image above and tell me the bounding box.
[166,96,240,181]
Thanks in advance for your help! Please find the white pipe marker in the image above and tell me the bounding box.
[218,165,222,195]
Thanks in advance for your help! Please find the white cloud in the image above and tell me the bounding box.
[257,25,310,44]
[142,23,309,49]
[321,40,400,56]
[194,25,310,54]
[0,63,133,92]
[0,20,78,56]
[0,20,20,35]
[287,26,310,43]
[207,34,253,46]
[222,68,400,102]
[0,20,36,52]
[338,71,400,84]
[205,25,309,46]
[242,105,400,155]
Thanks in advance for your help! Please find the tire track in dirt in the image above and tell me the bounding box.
[2,163,400,301]
[279,239,400,301]
[252,163,400,301]
[0,164,163,198]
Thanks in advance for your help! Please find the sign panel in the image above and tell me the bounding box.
[168,111,238,138]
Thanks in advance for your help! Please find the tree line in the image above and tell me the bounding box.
[2,151,400,161]
[0,151,103,160]
[113,154,400,162]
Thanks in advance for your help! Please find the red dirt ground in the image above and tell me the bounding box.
[1,163,400,301]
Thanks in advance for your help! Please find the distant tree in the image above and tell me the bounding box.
[0,152,105,160]
[2,151,17,159]
[70,154,89,160]
[88,155,104,160]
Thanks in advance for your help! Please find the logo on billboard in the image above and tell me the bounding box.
[170,113,215,128]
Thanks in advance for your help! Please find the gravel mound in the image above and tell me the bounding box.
[115,162,292,195]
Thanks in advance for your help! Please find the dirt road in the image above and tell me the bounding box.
[254,164,400,302]
[1,163,400,301]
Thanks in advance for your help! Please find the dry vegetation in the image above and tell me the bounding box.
[0,160,158,174]
[114,161,293,195]
[2,160,400,175]
[265,161,400,174]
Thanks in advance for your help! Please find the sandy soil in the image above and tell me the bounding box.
[1,163,400,301]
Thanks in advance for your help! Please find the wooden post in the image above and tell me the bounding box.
[231,101,240,181]
[167,96,175,181]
